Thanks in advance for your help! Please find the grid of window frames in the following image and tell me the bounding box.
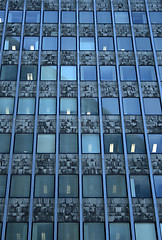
[0,0,162,240]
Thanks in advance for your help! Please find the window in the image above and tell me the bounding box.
[60,98,77,115]
[83,175,103,197]
[104,134,123,154]
[139,66,156,81]
[32,223,53,240]
[84,223,105,240]
[115,12,129,23]
[26,11,40,23]
[24,37,39,50]
[135,37,152,51]
[0,98,14,114]
[20,65,37,81]
[97,11,111,23]
[120,66,137,81]
[80,37,95,50]
[18,98,35,114]
[62,11,76,23]
[154,175,162,197]
[126,134,145,153]
[0,175,7,197]
[150,12,162,24]
[107,175,127,197]
[61,66,76,81]
[0,223,2,236]
[117,37,133,51]
[60,134,78,153]
[0,11,5,23]
[79,11,94,23]
[81,98,98,115]
[132,12,147,24]
[110,223,131,240]
[0,65,17,80]
[59,175,78,197]
[10,175,30,197]
[143,98,162,115]
[130,175,151,197]
[41,66,57,80]
[100,66,116,81]
[61,37,76,50]
[80,66,97,81]
[98,37,114,51]
[148,134,162,153]
[102,98,119,115]
[123,98,141,115]
[14,134,33,153]
[34,175,54,197]
[0,134,11,153]
[159,66,162,81]
[58,223,79,240]
[154,37,162,51]
[44,11,58,23]
[39,98,56,115]
[4,37,20,51]
[37,134,55,153]
[135,223,157,240]
[8,11,23,23]
[82,134,100,154]
[6,223,28,240]
[42,37,57,50]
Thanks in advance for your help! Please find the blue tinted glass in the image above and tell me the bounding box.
[10,175,30,197]
[0,11,5,23]
[6,223,28,240]
[82,134,100,153]
[100,66,116,81]
[0,134,11,153]
[4,37,20,50]
[80,37,95,50]
[26,11,40,23]
[144,98,162,114]
[84,223,105,240]
[61,66,76,81]
[159,66,162,81]
[44,11,58,23]
[14,134,33,153]
[42,37,57,50]
[132,12,147,23]
[107,175,127,197]
[115,12,129,23]
[62,11,76,23]
[97,11,111,23]
[0,175,7,197]
[136,37,151,51]
[18,98,35,114]
[148,134,162,153]
[32,223,53,240]
[81,98,98,115]
[37,134,55,153]
[104,134,123,154]
[41,66,57,80]
[102,98,119,114]
[150,12,162,23]
[39,98,56,114]
[59,175,78,197]
[154,175,162,197]
[81,66,97,81]
[110,223,131,240]
[0,98,14,114]
[60,98,77,115]
[24,37,39,50]
[58,223,79,240]
[135,223,157,240]
[154,38,162,50]
[98,37,114,51]
[126,134,146,154]
[130,175,151,197]
[83,175,103,197]
[60,134,78,153]
[8,11,22,23]
[0,65,17,80]
[20,65,37,80]
[35,175,54,197]
[61,37,76,50]
[139,66,156,81]
[117,37,133,51]
[79,11,93,23]
[123,98,141,115]
[120,66,137,81]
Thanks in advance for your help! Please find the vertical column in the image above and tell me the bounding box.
[110,1,136,239]
[127,1,161,239]
[93,1,109,240]
[1,0,27,239]
[27,1,44,239]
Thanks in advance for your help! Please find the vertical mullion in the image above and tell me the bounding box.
[110,1,136,240]
[93,1,109,240]
[27,1,44,239]
[1,0,26,240]
[128,1,161,240]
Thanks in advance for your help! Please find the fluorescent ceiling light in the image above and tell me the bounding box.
[131,144,135,153]
[152,144,157,153]
[109,143,114,153]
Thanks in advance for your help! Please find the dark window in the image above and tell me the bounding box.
[44,11,58,23]
[59,175,78,197]
[0,97,14,114]
[14,134,33,153]
[120,66,137,81]
[32,223,53,240]
[62,11,76,23]
[98,37,114,51]
[0,175,7,197]
[83,175,103,197]
[148,134,162,153]
[80,37,95,50]
[154,37,162,51]
[41,66,57,80]
[123,98,141,115]
[8,11,23,23]
[0,11,5,23]
[117,37,133,51]
[104,134,123,154]
[20,65,37,81]
[135,223,157,240]
[115,12,129,23]
[150,12,162,23]
[107,175,127,197]
[79,11,94,23]
[154,175,162,197]
[34,175,54,197]
[135,37,152,51]
[81,98,98,115]
[60,98,77,115]
[0,134,11,153]
[6,223,28,240]
[18,98,35,114]
[58,223,79,240]
[4,36,20,51]
[61,37,76,50]
[42,37,57,50]
[26,11,40,23]
[97,11,111,23]
[24,37,39,50]
[143,98,162,115]
[139,66,156,81]
[110,223,131,240]
[130,175,151,197]
[82,134,100,154]
[37,134,55,153]
[102,98,119,115]
[80,66,97,81]
[10,175,30,197]
[84,223,105,240]
[159,66,162,81]
[100,66,116,81]
[39,98,56,115]
[126,134,146,154]
[132,12,147,23]
[60,134,78,153]
[0,65,17,80]
[61,66,76,81]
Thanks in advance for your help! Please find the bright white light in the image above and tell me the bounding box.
[113,185,117,193]
[103,46,107,51]
[67,109,70,115]
[43,185,48,194]
[88,144,92,152]
[27,73,33,80]
[87,112,91,115]
[131,144,135,153]
[12,45,16,50]
[6,107,9,114]
[30,45,34,50]
[109,143,114,153]
[152,144,157,153]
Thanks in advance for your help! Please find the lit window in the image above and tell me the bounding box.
[79,11,94,23]
[37,134,55,153]
[110,223,131,240]
[84,223,105,240]
[148,134,162,153]
[14,134,33,153]
[81,98,98,115]
[98,37,114,51]
[143,98,162,115]
[4,37,20,51]
[39,98,56,115]
[59,175,78,197]
[58,223,79,240]
[82,134,100,154]
[0,134,11,153]
[60,134,78,153]
[130,175,151,197]
[83,175,103,197]
[23,37,39,50]
[135,223,157,240]
[10,175,30,197]
[41,66,57,81]
[6,223,28,240]
[0,98,14,114]
[107,175,127,197]
[100,66,116,81]
[32,223,53,240]
[115,12,129,23]
[18,98,35,114]
[61,66,76,81]
[126,134,146,154]
[80,37,95,50]
[34,175,54,197]
[104,134,123,154]
[60,98,77,115]
[20,65,37,81]
[42,37,57,50]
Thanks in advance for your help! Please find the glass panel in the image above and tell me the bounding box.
[150,12,162,23]
[0,175,7,197]
[148,134,162,154]
[126,134,146,154]
[83,175,103,197]
[120,66,136,81]
[98,37,114,51]
[8,11,23,23]
[139,66,156,81]
[61,66,76,81]
[130,175,151,197]
[79,11,93,23]
[159,66,162,81]
[4,37,20,51]
[41,66,57,80]
[80,66,97,81]
[104,134,123,154]
[154,175,162,197]
[42,37,57,50]
[84,223,105,240]
[115,12,129,23]
[26,11,40,23]
[135,223,157,240]
[81,98,98,115]
[143,98,162,114]
[60,98,77,115]
[32,223,53,240]
[123,98,141,115]
[10,175,30,197]
[80,37,95,50]
[44,11,58,23]
[62,11,76,23]
[58,223,79,240]
[154,38,162,51]
[0,65,17,80]
[60,134,78,153]
[0,11,5,23]
[0,134,11,153]
[110,223,131,240]
[59,175,78,197]
[18,98,35,114]
[100,66,116,81]
[37,134,55,153]
[35,175,54,197]
[14,134,33,153]
[102,98,119,114]
[20,65,37,81]
[61,37,76,50]
[39,98,56,114]
[82,134,100,153]
[6,223,28,240]
[117,37,133,51]
[0,98,14,114]
[97,11,111,23]
[132,12,147,23]
[136,37,151,51]
[24,37,39,50]
[107,175,127,197]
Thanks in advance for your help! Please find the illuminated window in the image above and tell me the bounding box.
[59,175,78,197]
[35,175,54,197]
[126,134,146,154]
[107,175,127,197]
[98,37,114,51]
[32,223,53,240]
[81,98,98,115]
[6,223,27,240]
[0,98,14,114]
[60,98,77,115]
[104,134,123,154]
[20,65,37,81]
[82,134,100,153]
[4,37,20,50]
[18,98,35,114]
[24,37,39,50]
[110,223,131,240]
[148,134,162,153]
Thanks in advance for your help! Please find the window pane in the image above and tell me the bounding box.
[0,11,5,23]
[26,11,40,23]
[100,66,116,81]
[62,11,76,23]
[83,175,103,197]
[61,66,76,81]
[58,223,79,240]
[32,223,53,240]
[0,134,11,153]
[107,175,127,197]
[159,66,162,81]
[84,223,105,240]
[8,11,23,23]
[42,37,57,50]
[81,98,98,115]
[0,175,7,197]
[154,175,162,197]
[4,37,20,51]
[0,98,14,114]
[61,37,76,50]
[18,98,35,114]
[150,12,162,23]
[123,98,141,115]
[130,175,151,197]
[120,66,137,81]
[104,134,123,154]
[80,66,97,81]
[0,65,17,80]
[44,11,58,23]
[135,223,157,240]
[60,98,77,115]
[148,134,162,154]
[80,37,95,50]
[59,175,78,197]
[37,134,55,153]
[24,37,39,50]
[79,11,93,23]
[132,12,147,23]
[143,98,162,115]
[41,66,57,80]
[154,38,162,51]
[110,223,131,240]
[115,12,129,23]
[6,223,27,240]
[117,37,133,51]
[82,134,100,153]
[39,98,56,114]
[60,134,78,153]
[126,134,145,154]
[98,37,114,51]
[35,175,54,197]
[136,37,151,51]
[102,98,119,114]
[97,11,111,23]
[20,65,37,81]
[14,134,33,153]
[139,66,156,81]
[10,175,30,197]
